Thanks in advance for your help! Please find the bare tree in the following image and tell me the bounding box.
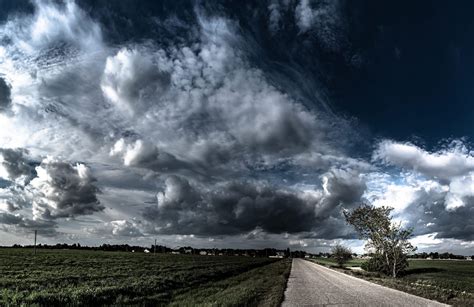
[344,204,416,277]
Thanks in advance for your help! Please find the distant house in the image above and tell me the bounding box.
[184,248,193,254]
[144,249,150,253]
[171,250,180,255]
[199,251,207,256]
[304,255,310,258]
[466,256,472,261]
[269,255,284,259]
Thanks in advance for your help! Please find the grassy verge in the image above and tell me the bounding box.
[310,257,366,267]
[309,257,474,306]
[169,258,292,306]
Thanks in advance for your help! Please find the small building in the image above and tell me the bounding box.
[199,251,207,256]
[144,249,150,253]
[466,256,472,261]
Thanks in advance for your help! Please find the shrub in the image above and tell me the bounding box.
[331,244,352,267]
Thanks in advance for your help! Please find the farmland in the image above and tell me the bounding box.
[310,257,474,306]
[0,248,291,306]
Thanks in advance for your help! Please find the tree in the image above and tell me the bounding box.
[331,244,352,267]
[344,204,416,277]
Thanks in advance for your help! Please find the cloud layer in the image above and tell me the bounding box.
[0,1,471,254]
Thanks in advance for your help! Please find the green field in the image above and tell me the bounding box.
[0,249,291,306]
[310,257,474,306]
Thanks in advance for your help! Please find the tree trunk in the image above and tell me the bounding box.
[392,260,396,278]
[392,247,397,278]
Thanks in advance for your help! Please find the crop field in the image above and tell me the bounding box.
[0,248,291,306]
[310,257,474,306]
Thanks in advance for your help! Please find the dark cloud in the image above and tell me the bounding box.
[30,158,103,219]
[0,212,58,237]
[0,78,12,111]
[311,169,366,239]
[402,186,474,241]
[143,170,365,238]
[143,176,317,235]
[0,148,37,184]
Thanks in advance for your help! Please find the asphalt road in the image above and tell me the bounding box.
[282,259,448,307]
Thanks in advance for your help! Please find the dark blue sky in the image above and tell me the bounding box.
[330,1,474,145]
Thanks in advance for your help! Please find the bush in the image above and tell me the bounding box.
[361,253,409,277]
[331,245,352,267]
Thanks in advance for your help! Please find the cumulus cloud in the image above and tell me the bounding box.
[0,148,36,185]
[374,140,474,182]
[101,48,171,116]
[110,139,192,175]
[5,0,103,54]
[30,157,103,219]
[373,140,474,210]
[143,175,317,235]
[143,169,365,238]
[365,170,474,241]
[402,184,474,241]
[86,219,143,237]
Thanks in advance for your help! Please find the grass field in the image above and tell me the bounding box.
[0,248,291,306]
[310,257,474,306]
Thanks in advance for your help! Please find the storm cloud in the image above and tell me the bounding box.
[30,158,103,220]
[143,169,364,237]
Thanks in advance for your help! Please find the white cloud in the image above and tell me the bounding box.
[101,48,170,116]
[374,140,474,182]
[8,0,103,54]
[294,0,344,51]
[86,219,143,237]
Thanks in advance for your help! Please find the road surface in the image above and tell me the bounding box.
[282,259,448,307]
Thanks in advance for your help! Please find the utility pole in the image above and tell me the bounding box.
[34,230,37,255]
[154,239,157,255]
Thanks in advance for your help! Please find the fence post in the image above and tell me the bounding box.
[34,230,37,255]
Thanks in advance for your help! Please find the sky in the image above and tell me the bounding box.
[0,0,473,255]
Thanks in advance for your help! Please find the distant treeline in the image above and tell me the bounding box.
[3,243,309,258]
[409,252,472,260]
[4,244,471,259]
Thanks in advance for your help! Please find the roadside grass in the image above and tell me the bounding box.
[310,257,365,268]
[0,248,290,306]
[309,257,474,306]
[170,258,291,306]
